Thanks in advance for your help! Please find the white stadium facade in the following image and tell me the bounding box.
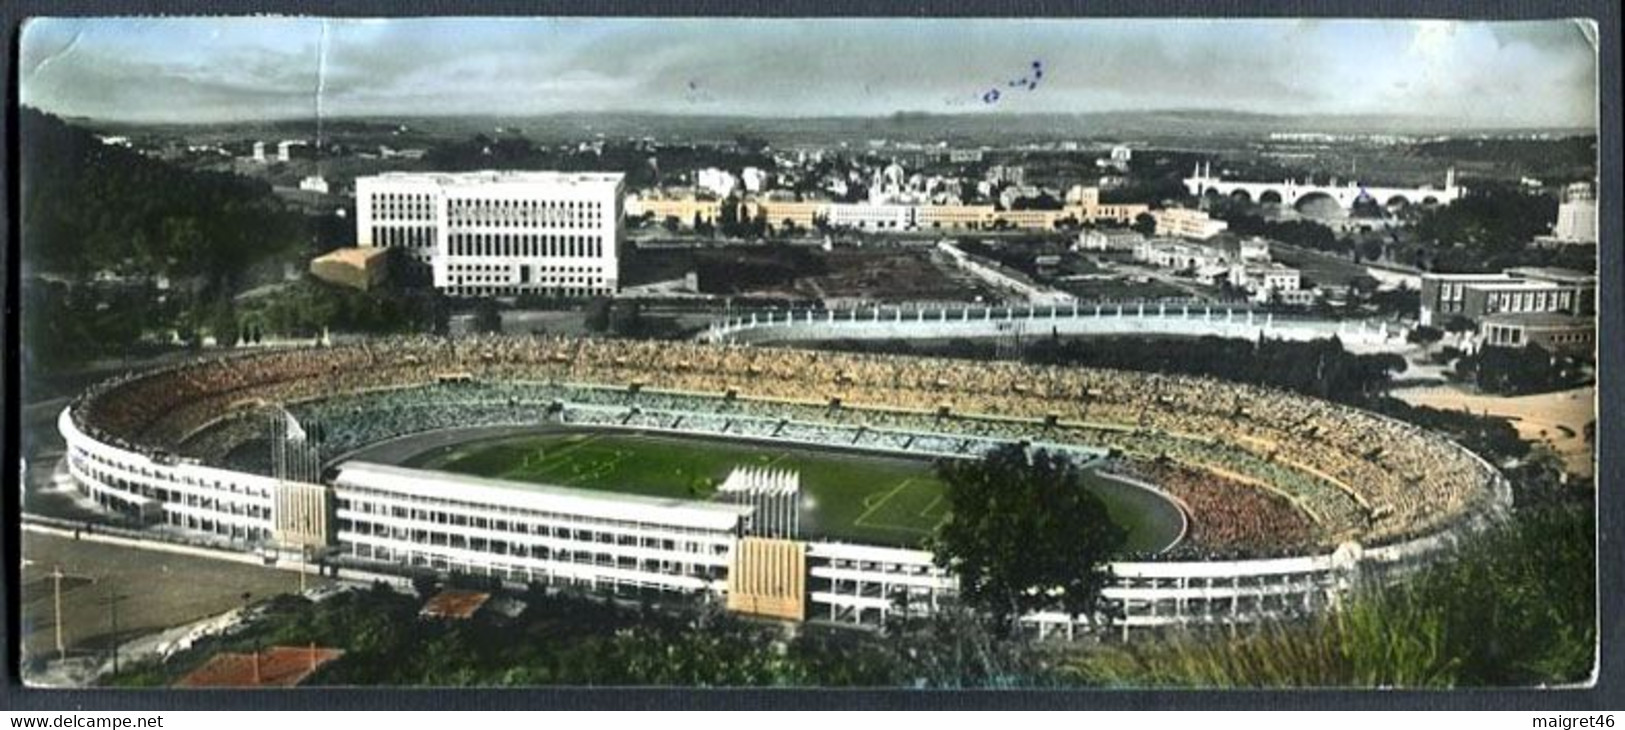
[56,333,1509,637]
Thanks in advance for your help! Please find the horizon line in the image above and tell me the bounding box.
[37,106,1597,135]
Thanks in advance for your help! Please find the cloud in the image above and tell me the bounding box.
[17,17,1600,128]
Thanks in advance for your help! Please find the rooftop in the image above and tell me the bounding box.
[1506,266,1596,285]
[1420,272,1516,281]
[1479,312,1595,329]
[362,170,625,189]
[312,246,389,267]
[1464,280,1576,292]
[420,589,491,620]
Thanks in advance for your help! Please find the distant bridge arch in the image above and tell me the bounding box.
[1183,163,1463,213]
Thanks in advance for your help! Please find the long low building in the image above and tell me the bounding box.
[641,194,1149,234]
[333,462,748,594]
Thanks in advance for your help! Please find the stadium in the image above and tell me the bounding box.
[57,333,1510,636]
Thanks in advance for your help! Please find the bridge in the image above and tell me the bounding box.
[1183,163,1464,211]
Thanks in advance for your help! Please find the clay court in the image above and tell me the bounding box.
[1391,384,1596,477]
[174,646,344,688]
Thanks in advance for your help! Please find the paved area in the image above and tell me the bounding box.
[18,530,322,667]
[1391,384,1596,477]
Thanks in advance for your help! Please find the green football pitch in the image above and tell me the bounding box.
[403,430,1183,552]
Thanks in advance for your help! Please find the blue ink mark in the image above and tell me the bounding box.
[975,59,1043,105]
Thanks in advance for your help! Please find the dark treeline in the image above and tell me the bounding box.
[102,498,1591,689]
[1413,136,1597,183]
[1453,344,1592,397]
[105,579,1051,688]
[1074,501,1593,687]
[1222,215,1345,255]
[20,108,307,369]
[1412,183,1558,260]
[20,107,303,291]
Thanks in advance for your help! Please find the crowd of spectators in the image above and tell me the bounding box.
[71,334,1504,549]
[1103,456,1316,558]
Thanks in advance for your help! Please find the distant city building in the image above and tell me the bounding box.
[1065,185,1101,208]
[1213,235,1272,263]
[741,167,771,194]
[1478,312,1595,355]
[1550,182,1597,244]
[252,141,266,162]
[699,183,1147,234]
[378,146,427,160]
[1096,145,1133,173]
[309,247,390,292]
[1229,263,1303,303]
[696,168,739,198]
[1418,267,1596,327]
[1152,207,1229,240]
[298,176,330,194]
[276,140,303,162]
[1134,238,1228,272]
[946,149,984,163]
[823,202,915,231]
[743,199,825,231]
[626,192,724,228]
[986,164,1025,186]
[1075,228,1144,252]
[356,170,625,297]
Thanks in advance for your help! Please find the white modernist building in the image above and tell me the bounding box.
[356,171,626,297]
[1552,182,1598,244]
[333,462,748,594]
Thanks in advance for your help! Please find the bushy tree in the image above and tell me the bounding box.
[932,444,1127,632]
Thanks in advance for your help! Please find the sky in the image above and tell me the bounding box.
[18,17,1601,128]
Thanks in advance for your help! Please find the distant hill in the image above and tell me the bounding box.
[75,107,1593,146]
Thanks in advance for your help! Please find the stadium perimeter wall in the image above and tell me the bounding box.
[58,395,1511,636]
[703,303,1409,351]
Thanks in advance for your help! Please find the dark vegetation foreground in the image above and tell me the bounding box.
[105,499,1592,688]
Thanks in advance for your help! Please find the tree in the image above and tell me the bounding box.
[931,444,1127,633]
[584,297,613,332]
[208,298,239,347]
[472,298,503,334]
[1407,325,1444,345]
[1131,212,1157,237]
[1442,315,1478,334]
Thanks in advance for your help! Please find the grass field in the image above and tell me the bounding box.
[403,430,1182,552]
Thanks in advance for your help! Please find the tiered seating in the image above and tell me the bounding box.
[72,334,1503,550]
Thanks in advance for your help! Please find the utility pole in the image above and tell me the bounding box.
[105,593,125,676]
[52,565,64,661]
